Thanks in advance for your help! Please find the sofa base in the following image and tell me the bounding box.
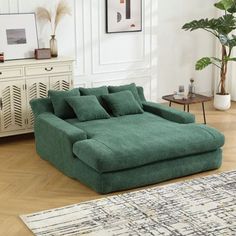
[38,148,222,194]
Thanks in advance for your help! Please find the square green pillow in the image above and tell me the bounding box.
[79,86,108,103]
[48,89,80,119]
[108,83,143,107]
[65,95,110,122]
[101,91,144,117]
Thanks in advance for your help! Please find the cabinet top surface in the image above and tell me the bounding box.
[0,57,74,67]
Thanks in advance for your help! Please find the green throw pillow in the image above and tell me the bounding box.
[66,95,110,122]
[102,91,144,117]
[79,86,108,101]
[108,83,143,107]
[48,89,80,119]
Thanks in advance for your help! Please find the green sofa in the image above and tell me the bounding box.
[30,85,224,194]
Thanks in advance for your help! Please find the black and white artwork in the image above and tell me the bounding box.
[6,29,27,45]
[106,0,142,33]
[0,13,38,60]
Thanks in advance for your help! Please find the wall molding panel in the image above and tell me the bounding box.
[1,0,158,101]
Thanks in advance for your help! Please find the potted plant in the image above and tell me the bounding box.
[182,0,236,110]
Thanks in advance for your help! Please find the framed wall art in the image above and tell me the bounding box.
[106,0,142,33]
[0,13,39,60]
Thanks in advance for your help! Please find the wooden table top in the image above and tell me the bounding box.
[162,94,212,105]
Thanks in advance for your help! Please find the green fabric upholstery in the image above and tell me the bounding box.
[34,113,87,174]
[48,89,80,119]
[102,91,143,117]
[70,112,224,173]
[108,83,142,106]
[66,95,110,122]
[31,85,225,194]
[136,86,146,102]
[79,86,109,103]
[72,149,222,194]
[30,98,54,118]
[143,101,195,124]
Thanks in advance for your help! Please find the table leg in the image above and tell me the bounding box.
[187,104,190,112]
[169,101,172,107]
[184,105,186,111]
[202,102,206,124]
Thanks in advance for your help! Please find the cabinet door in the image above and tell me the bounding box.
[49,75,72,91]
[26,77,49,128]
[0,80,26,133]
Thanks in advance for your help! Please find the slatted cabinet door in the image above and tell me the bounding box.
[0,80,26,133]
[49,75,72,91]
[26,77,49,128]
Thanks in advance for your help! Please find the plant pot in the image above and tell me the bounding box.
[213,93,231,111]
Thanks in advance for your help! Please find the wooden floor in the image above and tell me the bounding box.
[0,101,236,235]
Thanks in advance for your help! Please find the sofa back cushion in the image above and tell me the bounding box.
[102,91,144,117]
[66,95,110,122]
[79,86,108,104]
[108,83,142,107]
[136,86,146,102]
[48,89,80,119]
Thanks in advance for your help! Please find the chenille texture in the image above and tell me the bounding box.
[102,91,143,117]
[66,95,110,122]
[48,89,79,119]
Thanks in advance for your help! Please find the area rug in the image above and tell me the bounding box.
[20,171,236,236]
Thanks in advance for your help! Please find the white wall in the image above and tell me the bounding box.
[0,0,217,101]
[157,0,217,99]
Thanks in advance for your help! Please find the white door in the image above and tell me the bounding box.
[49,75,72,91]
[26,77,49,128]
[0,80,26,133]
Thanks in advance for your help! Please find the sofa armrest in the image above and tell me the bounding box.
[142,101,195,124]
[30,98,54,118]
[34,112,87,149]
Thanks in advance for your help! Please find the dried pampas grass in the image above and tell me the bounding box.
[54,0,71,32]
[36,0,71,35]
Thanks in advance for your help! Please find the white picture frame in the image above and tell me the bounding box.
[106,0,142,33]
[0,13,39,60]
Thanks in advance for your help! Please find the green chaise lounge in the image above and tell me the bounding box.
[30,84,224,194]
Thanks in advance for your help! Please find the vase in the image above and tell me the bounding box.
[50,35,58,58]
[213,93,231,110]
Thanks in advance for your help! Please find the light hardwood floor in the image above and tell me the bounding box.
[0,101,236,235]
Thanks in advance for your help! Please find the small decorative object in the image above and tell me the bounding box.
[49,35,58,57]
[35,48,51,59]
[106,0,142,33]
[0,52,4,63]
[0,13,38,60]
[188,78,196,98]
[36,0,71,57]
[178,85,185,93]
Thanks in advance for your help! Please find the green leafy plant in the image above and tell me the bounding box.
[182,0,236,95]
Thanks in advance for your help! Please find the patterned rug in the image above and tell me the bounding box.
[20,171,236,236]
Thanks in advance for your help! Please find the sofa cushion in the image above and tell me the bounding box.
[101,91,143,116]
[108,83,142,106]
[79,86,108,105]
[48,89,80,119]
[69,112,225,173]
[66,95,110,122]
[136,86,146,102]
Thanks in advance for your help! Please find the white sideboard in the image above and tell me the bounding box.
[0,57,74,137]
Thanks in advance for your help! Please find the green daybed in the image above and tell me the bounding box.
[30,84,224,194]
